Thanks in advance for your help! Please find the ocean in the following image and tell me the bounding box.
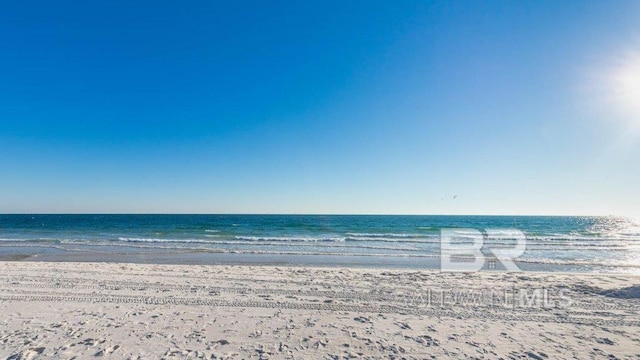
[1,214,638,273]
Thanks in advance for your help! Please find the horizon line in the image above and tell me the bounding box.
[0,213,628,218]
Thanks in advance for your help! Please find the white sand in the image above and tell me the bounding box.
[0,262,639,359]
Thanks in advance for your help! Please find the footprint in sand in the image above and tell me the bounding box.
[94,344,120,357]
[7,347,45,360]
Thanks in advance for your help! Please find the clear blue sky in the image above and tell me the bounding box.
[1,0,639,216]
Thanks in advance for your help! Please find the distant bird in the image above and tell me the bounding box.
[453,195,458,199]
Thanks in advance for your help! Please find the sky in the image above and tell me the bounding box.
[1,0,639,216]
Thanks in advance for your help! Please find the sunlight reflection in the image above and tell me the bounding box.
[604,50,640,125]
[584,47,640,146]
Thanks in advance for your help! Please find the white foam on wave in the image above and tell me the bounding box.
[345,236,439,244]
[234,236,345,242]
[0,237,59,242]
[526,234,639,241]
[346,232,428,238]
[116,237,214,244]
[44,241,434,258]
[186,239,421,252]
[218,250,433,258]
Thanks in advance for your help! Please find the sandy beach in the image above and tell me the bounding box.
[0,262,638,359]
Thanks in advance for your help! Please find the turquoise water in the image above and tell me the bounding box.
[1,215,639,272]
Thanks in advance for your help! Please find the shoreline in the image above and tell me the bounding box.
[1,261,639,359]
[2,244,638,274]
